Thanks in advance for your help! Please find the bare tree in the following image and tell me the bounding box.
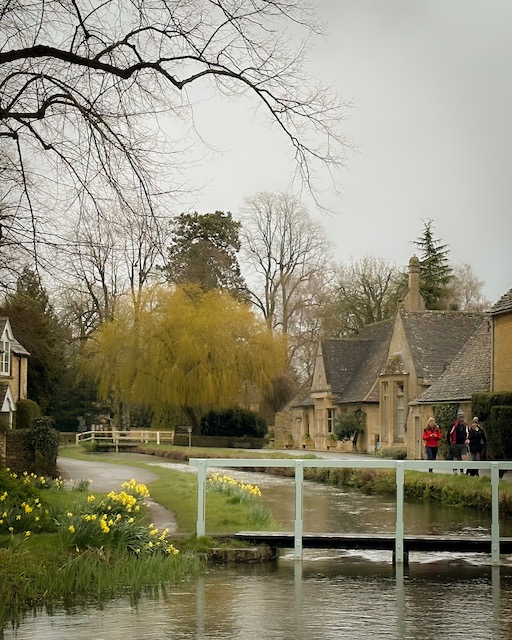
[0,0,350,281]
[58,203,165,341]
[240,191,335,369]
[445,262,491,311]
[329,257,404,336]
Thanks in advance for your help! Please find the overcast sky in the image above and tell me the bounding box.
[181,0,511,304]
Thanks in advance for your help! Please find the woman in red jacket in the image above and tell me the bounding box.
[422,417,442,472]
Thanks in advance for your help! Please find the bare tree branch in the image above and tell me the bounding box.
[0,0,350,286]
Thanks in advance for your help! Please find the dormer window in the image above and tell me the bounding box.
[0,340,10,375]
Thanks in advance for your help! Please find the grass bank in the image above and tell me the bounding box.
[63,443,512,514]
[0,458,276,629]
[303,466,512,513]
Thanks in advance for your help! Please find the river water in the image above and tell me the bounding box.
[3,460,512,639]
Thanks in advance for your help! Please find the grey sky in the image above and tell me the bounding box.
[181,0,512,303]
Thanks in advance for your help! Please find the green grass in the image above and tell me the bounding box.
[0,539,202,628]
[59,446,280,533]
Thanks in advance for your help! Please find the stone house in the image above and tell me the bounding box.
[410,287,512,454]
[276,257,486,458]
[0,317,29,430]
[490,289,512,392]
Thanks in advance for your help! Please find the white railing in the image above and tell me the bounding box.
[76,429,175,447]
[189,457,512,564]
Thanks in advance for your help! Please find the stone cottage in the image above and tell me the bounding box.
[0,317,29,431]
[276,257,486,458]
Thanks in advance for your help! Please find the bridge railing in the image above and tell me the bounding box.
[189,457,512,564]
[76,430,175,446]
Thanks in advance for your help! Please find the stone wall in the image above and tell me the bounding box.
[4,429,34,474]
[493,314,512,392]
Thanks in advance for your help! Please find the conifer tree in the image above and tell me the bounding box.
[413,220,453,309]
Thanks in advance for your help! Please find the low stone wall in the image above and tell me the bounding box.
[4,429,34,473]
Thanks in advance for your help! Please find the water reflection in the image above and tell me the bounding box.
[4,556,512,640]
[4,457,512,639]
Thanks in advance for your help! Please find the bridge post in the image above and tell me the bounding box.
[395,461,405,564]
[491,463,500,565]
[294,460,304,560]
[196,459,207,537]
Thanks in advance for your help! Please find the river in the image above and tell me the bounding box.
[3,458,512,639]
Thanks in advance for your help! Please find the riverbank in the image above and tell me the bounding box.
[129,443,512,514]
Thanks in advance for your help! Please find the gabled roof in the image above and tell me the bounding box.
[399,310,485,383]
[0,382,15,412]
[490,289,512,315]
[318,320,394,403]
[11,338,30,356]
[341,320,395,403]
[0,316,30,356]
[413,318,491,403]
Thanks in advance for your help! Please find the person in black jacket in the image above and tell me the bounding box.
[448,410,469,474]
[467,417,487,476]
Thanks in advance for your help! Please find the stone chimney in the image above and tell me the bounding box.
[402,255,425,312]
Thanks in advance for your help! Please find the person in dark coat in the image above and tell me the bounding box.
[448,410,469,474]
[467,417,487,477]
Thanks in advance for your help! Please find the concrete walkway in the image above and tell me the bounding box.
[57,456,178,532]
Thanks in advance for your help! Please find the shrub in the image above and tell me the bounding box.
[487,406,512,460]
[14,399,41,430]
[200,408,266,438]
[333,410,365,450]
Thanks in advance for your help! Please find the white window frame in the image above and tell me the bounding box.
[0,340,10,376]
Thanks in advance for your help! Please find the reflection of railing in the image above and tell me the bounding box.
[189,457,512,564]
[76,429,174,449]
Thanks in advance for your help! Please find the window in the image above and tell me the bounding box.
[396,382,405,439]
[381,381,388,440]
[0,340,10,376]
[327,408,335,434]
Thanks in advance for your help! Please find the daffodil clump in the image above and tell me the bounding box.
[58,480,179,556]
[0,469,63,536]
[207,472,262,502]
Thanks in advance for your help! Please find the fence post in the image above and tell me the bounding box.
[196,459,207,537]
[491,463,500,565]
[294,460,304,560]
[395,461,405,564]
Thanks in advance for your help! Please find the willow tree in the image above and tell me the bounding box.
[82,285,286,430]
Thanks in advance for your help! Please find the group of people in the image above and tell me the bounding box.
[422,410,487,475]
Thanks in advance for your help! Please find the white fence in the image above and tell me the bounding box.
[189,457,512,564]
[76,429,175,448]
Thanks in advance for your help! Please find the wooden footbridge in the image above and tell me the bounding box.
[189,457,512,565]
[76,429,175,452]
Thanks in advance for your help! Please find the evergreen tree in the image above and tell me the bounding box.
[413,219,453,309]
[1,268,66,411]
[162,211,247,299]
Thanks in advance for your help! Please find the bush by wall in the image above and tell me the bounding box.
[434,403,459,459]
[472,393,512,422]
[471,393,512,461]
[200,408,266,438]
[486,406,512,460]
[15,399,41,429]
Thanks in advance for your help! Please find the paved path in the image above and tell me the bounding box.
[57,457,178,532]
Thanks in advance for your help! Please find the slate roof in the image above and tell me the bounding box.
[0,317,30,355]
[0,317,9,336]
[320,320,394,404]
[11,338,30,356]
[413,318,491,403]
[399,310,485,383]
[490,289,512,315]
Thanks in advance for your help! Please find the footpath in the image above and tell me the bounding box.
[57,456,178,532]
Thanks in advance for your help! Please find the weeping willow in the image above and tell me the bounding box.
[81,284,286,424]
